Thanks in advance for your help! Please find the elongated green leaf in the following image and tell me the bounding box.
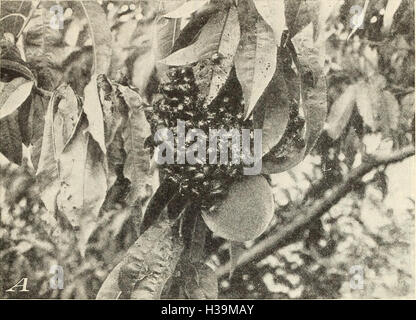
[96,262,124,300]
[0,77,34,120]
[83,76,106,153]
[180,208,207,262]
[152,16,181,81]
[356,76,400,138]
[284,0,338,41]
[164,0,208,18]
[252,0,286,44]
[204,7,240,106]
[160,6,240,106]
[381,91,400,134]
[0,111,22,164]
[400,92,414,122]
[141,179,178,234]
[294,24,327,154]
[257,64,291,157]
[53,84,81,154]
[182,262,218,299]
[23,2,68,87]
[36,85,107,255]
[326,84,356,140]
[118,85,152,205]
[78,1,112,75]
[118,219,184,299]
[261,24,327,174]
[28,91,49,169]
[235,1,277,119]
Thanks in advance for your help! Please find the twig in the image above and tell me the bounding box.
[215,145,415,278]
[0,13,26,23]
[16,0,41,40]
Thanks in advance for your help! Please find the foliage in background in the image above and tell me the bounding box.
[0,0,415,299]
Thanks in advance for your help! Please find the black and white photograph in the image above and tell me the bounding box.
[0,0,414,303]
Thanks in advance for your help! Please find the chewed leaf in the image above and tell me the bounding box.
[118,85,152,205]
[252,0,286,44]
[36,88,107,256]
[119,219,184,299]
[53,84,81,154]
[204,7,240,107]
[235,8,277,119]
[164,0,208,19]
[326,84,356,140]
[0,77,34,120]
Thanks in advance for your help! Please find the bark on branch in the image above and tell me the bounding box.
[215,145,415,278]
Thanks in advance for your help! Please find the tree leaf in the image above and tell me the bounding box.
[36,86,107,255]
[325,84,356,140]
[78,1,112,75]
[204,7,240,107]
[164,0,208,19]
[140,178,177,234]
[181,208,207,262]
[0,77,34,120]
[83,76,106,154]
[182,262,218,299]
[159,5,240,106]
[400,92,414,122]
[356,76,400,138]
[235,0,277,119]
[355,80,375,130]
[383,0,403,32]
[261,24,327,174]
[52,84,81,154]
[96,261,124,300]
[97,75,123,148]
[284,0,336,41]
[118,84,152,205]
[294,24,327,154]
[28,91,49,169]
[151,16,181,81]
[252,0,286,44]
[255,59,291,157]
[119,219,184,299]
[0,39,35,81]
[23,2,67,87]
[380,90,400,136]
[0,111,22,165]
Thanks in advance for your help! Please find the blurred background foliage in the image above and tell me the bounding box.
[0,0,414,299]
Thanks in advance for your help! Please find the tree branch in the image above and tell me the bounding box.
[215,145,415,278]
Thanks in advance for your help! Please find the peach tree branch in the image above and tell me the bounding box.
[216,145,415,278]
